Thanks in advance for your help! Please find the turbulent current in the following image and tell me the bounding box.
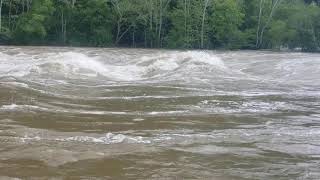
[0,46,320,179]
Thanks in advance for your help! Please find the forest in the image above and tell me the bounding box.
[0,0,319,52]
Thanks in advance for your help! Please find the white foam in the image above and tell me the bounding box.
[0,50,227,82]
[150,58,180,71]
[0,103,190,116]
[71,110,128,115]
[133,118,145,122]
[182,51,226,67]
[0,52,11,60]
[193,99,300,114]
[55,133,151,144]
[148,110,188,115]
[20,135,41,143]
[0,104,48,111]
[3,82,29,88]
[0,104,19,110]
[0,103,129,115]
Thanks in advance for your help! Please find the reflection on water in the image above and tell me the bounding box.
[0,46,320,179]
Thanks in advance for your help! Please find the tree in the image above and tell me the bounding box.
[210,0,244,48]
[166,0,204,48]
[0,0,318,51]
[256,0,264,48]
[256,0,282,48]
[200,0,209,49]
[287,3,320,51]
[67,0,114,46]
[14,0,54,43]
[110,0,139,45]
[266,20,294,49]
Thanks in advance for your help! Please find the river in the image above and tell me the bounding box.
[0,46,320,179]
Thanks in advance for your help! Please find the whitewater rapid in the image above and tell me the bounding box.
[0,46,320,179]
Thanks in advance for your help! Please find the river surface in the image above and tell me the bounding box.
[0,46,320,179]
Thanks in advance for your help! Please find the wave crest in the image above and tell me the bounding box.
[0,51,226,81]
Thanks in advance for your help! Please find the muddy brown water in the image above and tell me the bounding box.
[0,46,320,179]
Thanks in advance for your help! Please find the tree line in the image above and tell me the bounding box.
[0,0,319,52]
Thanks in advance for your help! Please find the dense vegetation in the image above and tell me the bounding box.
[0,0,319,52]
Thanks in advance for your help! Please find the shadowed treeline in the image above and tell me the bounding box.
[0,0,319,51]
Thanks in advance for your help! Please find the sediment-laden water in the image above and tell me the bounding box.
[0,46,320,179]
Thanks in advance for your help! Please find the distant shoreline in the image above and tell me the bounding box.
[0,44,319,54]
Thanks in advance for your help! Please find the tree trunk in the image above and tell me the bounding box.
[116,25,131,45]
[158,0,171,47]
[201,0,209,49]
[132,28,135,48]
[61,10,64,43]
[259,0,281,48]
[256,0,264,48]
[144,29,147,48]
[64,19,67,44]
[149,0,153,48]
[111,0,124,45]
[187,0,191,46]
[158,0,162,47]
[22,0,25,13]
[310,23,319,49]
[61,9,68,44]
[71,0,76,7]
[26,0,31,12]
[155,11,158,47]
[9,0,12,30]
[184,0,187,45]
[0,0,3,32]
[116,20,121,44]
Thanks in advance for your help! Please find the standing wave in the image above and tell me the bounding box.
[0,51,227,82]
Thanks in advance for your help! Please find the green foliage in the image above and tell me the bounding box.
[68,0,114,46]
[14,0,54,44]
[266,20,295,49]
[272,1,320,51]
[0,0,319,51]
[210,0,244,48]
[0,27,11,44]
[166,0,203,48]
[290,4,320,51]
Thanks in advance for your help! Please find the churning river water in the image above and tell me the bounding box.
[0,46,320,179]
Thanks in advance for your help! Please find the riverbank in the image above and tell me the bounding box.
[1,44,319,55]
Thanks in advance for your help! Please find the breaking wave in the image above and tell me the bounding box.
[0,51,226,82]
